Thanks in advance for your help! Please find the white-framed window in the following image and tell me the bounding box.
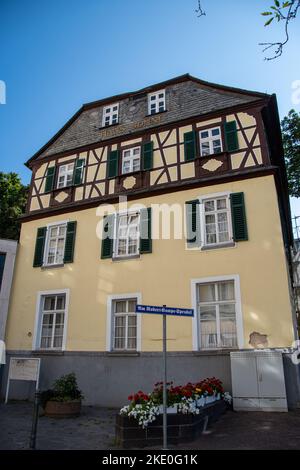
[122,147,141,174]
[102,103,119,127]
[199,127,222,157]
[148,89,166,115]
[112,298,137,350]
[44,223,67,266]
[106,293,142,352]
[202,195,231,246]
[191,275,243,351]
[33,289,69,351]
[57,163,74,188]
[115,212,140,258]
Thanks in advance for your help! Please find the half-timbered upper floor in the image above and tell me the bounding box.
[24,74,289,233]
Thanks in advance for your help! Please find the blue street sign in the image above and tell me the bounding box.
[136,304,194,317]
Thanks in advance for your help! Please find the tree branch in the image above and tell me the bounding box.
[195,0,206,17]
[260,0,300,60]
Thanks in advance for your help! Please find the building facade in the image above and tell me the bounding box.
[2,75,297,406]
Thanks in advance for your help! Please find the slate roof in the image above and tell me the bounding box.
[26,74,270,166]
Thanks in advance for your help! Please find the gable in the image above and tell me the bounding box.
[27,75,269,166]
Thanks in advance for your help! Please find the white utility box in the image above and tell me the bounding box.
[230,350,288,412]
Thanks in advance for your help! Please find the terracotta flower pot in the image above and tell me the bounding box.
[44,400,81,418]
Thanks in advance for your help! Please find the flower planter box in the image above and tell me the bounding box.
[44,400,81,418]
[115,399,227,448]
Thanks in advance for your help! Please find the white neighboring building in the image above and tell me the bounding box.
[0,239,18,347]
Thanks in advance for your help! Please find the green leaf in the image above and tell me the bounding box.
[265,16,275,26]
[282,1,291,8]
[274,0,280,6]
[262,11,272,15]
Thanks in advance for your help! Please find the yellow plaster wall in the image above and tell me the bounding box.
[5,175,295,353]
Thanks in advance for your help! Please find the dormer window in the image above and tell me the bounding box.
[148,90,166,115]
[102,103,119,127]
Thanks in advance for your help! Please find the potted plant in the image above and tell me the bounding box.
[41,372,83,418]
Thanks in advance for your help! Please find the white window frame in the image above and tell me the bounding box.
[122,146,141,174]
[199,126,223,157]
[148,89,166,115]
[199,192,233,248]
[102,103,119,127]
[191,275,244,351]
[113,210,140,259]
[57,163,74,189]
[43,220,69,267]
[33,289,70,351]
[106,293,142,352]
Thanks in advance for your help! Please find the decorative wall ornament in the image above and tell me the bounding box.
[202,159,223,172]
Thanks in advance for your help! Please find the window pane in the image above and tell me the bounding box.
[117,240,126,255]
[53,336,63,348]
[44,296,56,311]
[198,283,216,302]
[128,241,137,254]
[132,159,140,171]
[40,337,52,349]
[218,282,235,301]
[217,199,227,210]
[220,303,237,348]
[40,313,54,349]
[50,227,58,237]
[128,300,137,312]
[213,140,221,153]
[201,142,210,156]
[56,295,65,310]
[199,306,217,348]
[115,301,126,313]
[133,148,140,155]
[201,131,209,139]
[204,200,215,212]
[212,128,220,136]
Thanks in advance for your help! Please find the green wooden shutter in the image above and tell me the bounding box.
[64,221,77,263]
[140,207,152,254]
[73,159,85,186]
[230,192,248,241]
[184,131,196,161]
[101,214,115,259]
[224,121,239,152]
[107,150,119,178]
[33,227,47,267]
[45,166,56,192]
[142,141,153,170]
[185,200,201,248]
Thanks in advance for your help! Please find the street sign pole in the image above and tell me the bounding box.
[135,303,194,450]
[162,307,167,450]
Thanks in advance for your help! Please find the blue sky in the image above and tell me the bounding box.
[1,0,300,215]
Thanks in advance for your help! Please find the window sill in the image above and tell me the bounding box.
[53,185,74,191]
[197,151,228,160]
[112,254,140,262]
[201,242,235,251]
[106,351,140,357]
[32,349,64,356]
[41,263,65,270]
[119,170,143,178]
[193,349,238,356]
